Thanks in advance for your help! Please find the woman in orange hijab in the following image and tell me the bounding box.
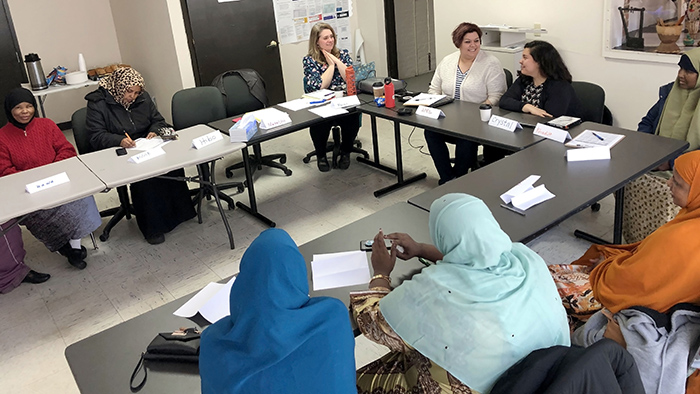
[572,149,700,314]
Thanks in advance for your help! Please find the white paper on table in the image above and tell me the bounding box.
[511,184,555,211]
[311,250,371,291]
[533,123,571,143]
[330,95,361,109]
[403,93,446,106]
[309,104,349,118]
[278,98,317,111]
[173,277,236,324]
[129,137,169,151]
[500,175,541,204]
[303,89,335,100]
[566,146,611,162]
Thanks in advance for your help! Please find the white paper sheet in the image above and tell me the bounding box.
[309,104,349,118]
[173,277,236,324]
[129,137,169,151]
[511,184,556,211]
[278,98,317,111]
[311,250,371,291]
[500,175,540,204]
[403,93,446,107]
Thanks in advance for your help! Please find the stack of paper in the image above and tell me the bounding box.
[173,277,236,324]
[278,98,317,111]
[303,89,335,100]
[309,105,349,118]
[311,251,371,291]
[565,130,625,149]
[403,93,446,107]
[500,175,555,211]
[129,137,170,151]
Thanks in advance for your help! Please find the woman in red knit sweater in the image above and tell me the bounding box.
[0,88,101,270]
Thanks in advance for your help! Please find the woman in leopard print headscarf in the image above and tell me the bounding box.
[84,67,196,245]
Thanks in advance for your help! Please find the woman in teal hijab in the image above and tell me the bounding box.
[353,194,569,394]
[199,228,356,394]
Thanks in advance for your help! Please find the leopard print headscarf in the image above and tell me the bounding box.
[99,67,145,109]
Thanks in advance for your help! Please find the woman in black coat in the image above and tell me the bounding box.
[85,67,195,245]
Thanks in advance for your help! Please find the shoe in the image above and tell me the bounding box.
[22,270,51,284]
[338,153,351,170]
[58,243,87,270]
[147,233,165,245]
[317,156,331,172]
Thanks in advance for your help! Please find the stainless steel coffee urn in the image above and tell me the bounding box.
[24,53,48,91]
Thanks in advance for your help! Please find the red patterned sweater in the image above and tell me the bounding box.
[0,118,77,177]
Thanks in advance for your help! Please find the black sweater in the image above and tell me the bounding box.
[85,87,168,150]
[499,77,581,118]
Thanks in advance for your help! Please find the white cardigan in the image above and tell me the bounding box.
[428,50,506,106]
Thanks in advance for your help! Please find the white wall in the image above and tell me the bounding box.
[109,0,194,124]
[356,0,388,77]
[433,0,678,129]
[7,0,121,123]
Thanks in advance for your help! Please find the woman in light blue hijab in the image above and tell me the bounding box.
[199,228,356,394]
[353,193,569,394]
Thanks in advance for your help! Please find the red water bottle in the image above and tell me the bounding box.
[384,77,395,108]
[346,65,356,96]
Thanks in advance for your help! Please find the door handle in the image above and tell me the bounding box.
[267,40,278,48]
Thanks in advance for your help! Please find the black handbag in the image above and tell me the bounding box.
[130,328,201,391]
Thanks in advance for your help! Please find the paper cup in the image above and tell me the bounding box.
[480,108,492,122]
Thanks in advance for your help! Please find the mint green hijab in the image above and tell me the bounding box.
[657,48,700,150]
[380,194,569,393]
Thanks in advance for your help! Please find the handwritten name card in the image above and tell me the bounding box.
[533,123,571,143]
[415,106,444,119]
[128,147,166,164]
[488,115,522,132]
[192,130,223,149]
[25,172,70,194]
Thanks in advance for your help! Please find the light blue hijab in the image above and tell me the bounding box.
[199,228,356,394]
[380,194,570,393]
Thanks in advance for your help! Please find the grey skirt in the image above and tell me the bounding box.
[22,196,101,252]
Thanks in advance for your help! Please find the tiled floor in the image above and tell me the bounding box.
[0,114,613,393]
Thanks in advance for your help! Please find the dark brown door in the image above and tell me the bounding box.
[181,0,286,104]
[0,0,27,125]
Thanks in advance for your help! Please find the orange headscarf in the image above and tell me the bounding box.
[574,150,700,313]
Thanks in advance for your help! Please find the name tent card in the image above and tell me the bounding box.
[192,130,223,149]
[488,115,522,132]
[566,146,611,162]
[128,147,166,164]
[251,108,292,130]
[415,105,445,119]
[534,123,571,143]
[330,95,361,109]
[25,172,70,194]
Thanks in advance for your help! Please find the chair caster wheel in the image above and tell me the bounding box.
[237,185,245,193]
[280,156,287,164]
[355,141,362,148]
[302,157,311,164]
[284,169,293,176]
[225,169,233,178]
[591,203,601,212]
[99,234,109,242]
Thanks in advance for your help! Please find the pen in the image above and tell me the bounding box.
[124,132,133,141]
[500,203,526,216]
[309,99,329,104]
[591,132,604,141]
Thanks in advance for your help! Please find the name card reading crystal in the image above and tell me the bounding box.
[192,130,223,149]
[533,123,571,143]
[128,147,166,164]
[488,115,522,132]
[258,112,291,130]
[415,106,444,119]
[25,172,70,194]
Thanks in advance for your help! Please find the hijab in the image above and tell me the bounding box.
[3,87,37,130]
[656,48,700,149]
[199,228,356,394]
[587,150,700,313]
[98,67,144,109]
[379,194,570,393]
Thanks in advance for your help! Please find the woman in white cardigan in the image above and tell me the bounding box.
[425,22,506,185]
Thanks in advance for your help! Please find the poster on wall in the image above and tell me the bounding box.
[273,0,353,54]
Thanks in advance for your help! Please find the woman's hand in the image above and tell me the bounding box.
[654,161,671,171]
[322,50,341,66]
[371,230,397,276]
[384,232,421,261]
[146,132,157,139]
[523,104,552,118]
[602,309,627,348]
[589,253,605,268]
[120,137,136,148]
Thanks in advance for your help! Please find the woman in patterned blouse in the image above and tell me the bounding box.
[302,23,360,172]
[499,40,580,118]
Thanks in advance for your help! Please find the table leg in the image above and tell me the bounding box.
[372,121,426,198]
[357,115,397,175]
[573,187,625,245]
[235,147,276,227]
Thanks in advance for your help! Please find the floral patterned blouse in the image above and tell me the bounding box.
[302,49,352,93]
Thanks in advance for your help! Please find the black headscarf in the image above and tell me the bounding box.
[4,87,37,130]
[679,54,699,74]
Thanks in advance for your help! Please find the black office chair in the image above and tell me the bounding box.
[72,107,132,243]
[171,86,244,221]
[504,68,513,88]
[215,71,292,178]
[572,81,608,212]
